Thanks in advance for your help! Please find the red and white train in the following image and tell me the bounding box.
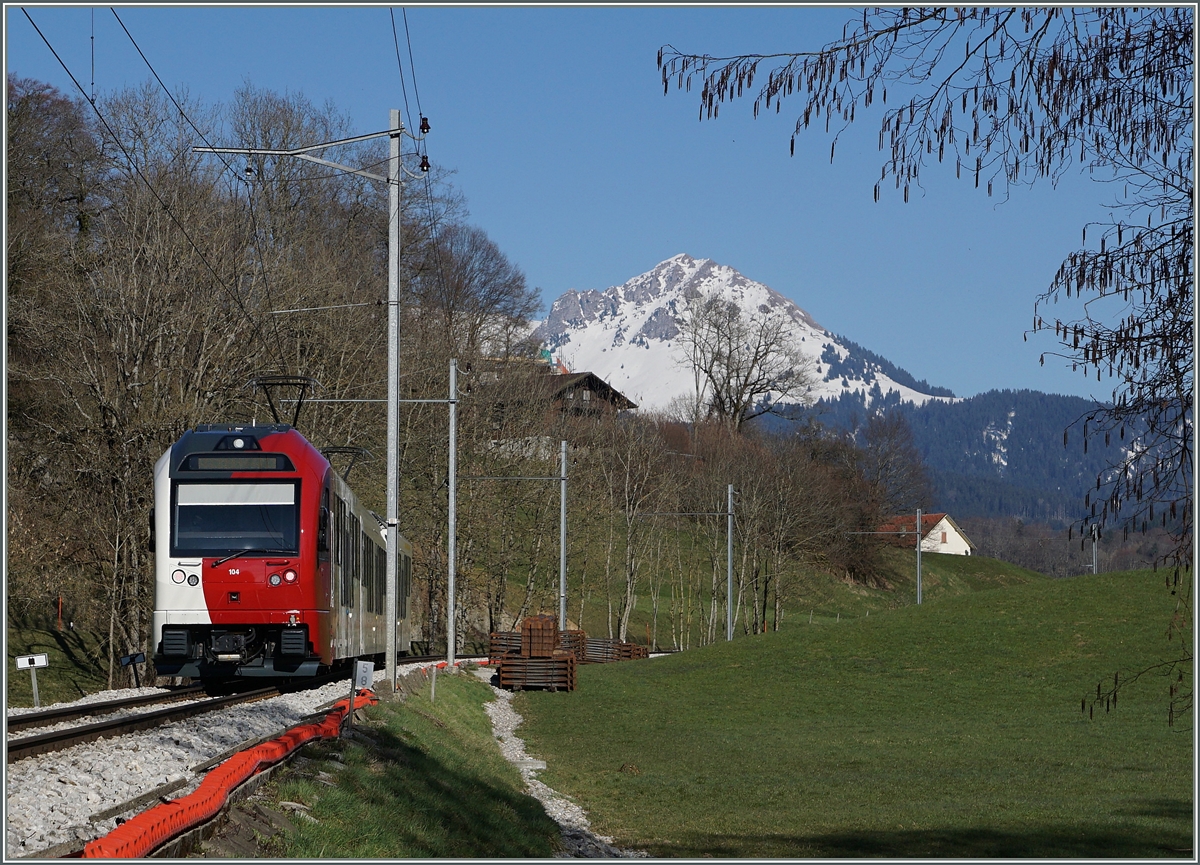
[151,424,412,682]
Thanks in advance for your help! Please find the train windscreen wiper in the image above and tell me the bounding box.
[210,548,293,567]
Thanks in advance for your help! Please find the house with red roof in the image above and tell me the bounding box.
[878,512,976,556]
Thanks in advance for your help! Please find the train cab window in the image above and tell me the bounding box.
[171,482,299,557]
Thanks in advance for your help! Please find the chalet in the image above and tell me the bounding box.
[478,354,637,416]
[543,370,637,415]
[878,512,976,556]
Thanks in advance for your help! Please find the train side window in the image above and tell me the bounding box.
[350,515,360,606]
[376,546,385,613]
[318,487,330,553]
[340,504,353,607]
[370,543,380,614]
[360,531,371,612]
[399,553,411,618]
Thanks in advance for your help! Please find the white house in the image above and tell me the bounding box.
[879,512,976,556]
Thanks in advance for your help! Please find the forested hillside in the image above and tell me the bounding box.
[812,388,1124,525]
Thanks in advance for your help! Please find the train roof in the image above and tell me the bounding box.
[169,425,325,478]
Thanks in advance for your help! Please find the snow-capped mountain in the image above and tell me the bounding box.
[533,253,954,413]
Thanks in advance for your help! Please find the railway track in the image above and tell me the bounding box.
[7,687,281,764]
[6,656,485,765]
[6,685,207,734]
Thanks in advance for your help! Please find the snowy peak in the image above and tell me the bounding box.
[535,254,953,414]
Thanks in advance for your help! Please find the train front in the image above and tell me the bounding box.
[151,424,331,681]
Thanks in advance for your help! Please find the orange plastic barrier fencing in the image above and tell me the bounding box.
[81,689,378,858]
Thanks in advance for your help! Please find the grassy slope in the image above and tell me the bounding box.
[7,624,111,708]
[517,570,1193,857]
[561,548,1046,646]
[271,671,561,858]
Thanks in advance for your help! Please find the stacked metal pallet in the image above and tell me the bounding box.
[559,629,587,661]
[498,653,577,691]
[488,630,522,658]
[620,642,650,661]
[521,614,559,657]
[580,636,649,664]
[492,615,577,691]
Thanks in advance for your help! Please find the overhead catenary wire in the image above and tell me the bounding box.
[109,7,288,369]
[22,8,273,361]
[388,7,452,314]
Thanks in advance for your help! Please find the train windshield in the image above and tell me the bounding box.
[172,482,300,557]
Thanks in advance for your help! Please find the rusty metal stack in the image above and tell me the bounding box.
[520,614,559,658]
[559,629,587,661]
[620,642,650,661]
[491,615,576,691]
[490,619,650,687]
[497,652,576,691]
[488,630,522,658]
[580,636,649,664]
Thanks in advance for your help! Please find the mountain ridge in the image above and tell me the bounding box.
[534,253,954,412]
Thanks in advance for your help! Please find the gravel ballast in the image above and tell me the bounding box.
[5,671,397,859]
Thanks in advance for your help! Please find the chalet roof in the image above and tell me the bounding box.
[544,371,637,410]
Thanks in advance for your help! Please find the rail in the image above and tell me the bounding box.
[6,685,207,734]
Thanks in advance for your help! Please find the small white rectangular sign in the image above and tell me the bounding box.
[354,659,375,690]
[15,654,49,670]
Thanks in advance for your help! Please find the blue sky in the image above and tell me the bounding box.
[7,5,1116,402]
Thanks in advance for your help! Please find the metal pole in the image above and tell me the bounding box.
[385,109,402,693]
[559,440,568,632]
[915,508,923,605]
[447,359,458,666]
[727,484,734,641]
[30,669,40,709]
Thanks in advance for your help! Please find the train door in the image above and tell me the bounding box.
[317,481,332,664]
[398,547,412,654]
[337,496,352,657]
[350,512,361,655]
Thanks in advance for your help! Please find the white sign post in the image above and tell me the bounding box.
[355,659,375,690]
[346,659,375,735]
[16,654,49,708]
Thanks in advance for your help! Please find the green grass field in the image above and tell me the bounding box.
[517,569,1193,857]
[270,671,561,858]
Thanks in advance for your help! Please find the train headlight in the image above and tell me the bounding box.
[171,569,186,584]
[283,569,298,584]
[232,437,246,449]
[186,574,199,587]
[268,573,282,587]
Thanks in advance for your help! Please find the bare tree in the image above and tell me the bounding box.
[676,290,814,432]
[858,412,933,516]
[409,223,541,360]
